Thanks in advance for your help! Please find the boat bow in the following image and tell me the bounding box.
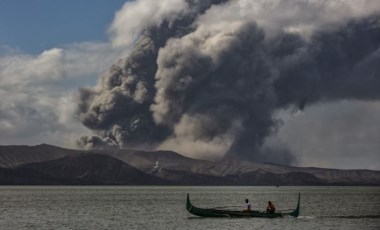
[288,193,300,217]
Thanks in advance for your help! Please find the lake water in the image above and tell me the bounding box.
[0,186,379,230]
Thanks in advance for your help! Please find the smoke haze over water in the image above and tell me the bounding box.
[77,0,380,165]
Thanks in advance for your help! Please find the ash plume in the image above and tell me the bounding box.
[77,0,380,164]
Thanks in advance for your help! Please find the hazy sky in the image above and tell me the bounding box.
[0,0,379,170]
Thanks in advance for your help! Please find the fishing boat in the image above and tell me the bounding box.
[186,193,300,218]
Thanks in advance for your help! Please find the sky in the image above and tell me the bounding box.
[0,0,379,170]
[0,0,126,54]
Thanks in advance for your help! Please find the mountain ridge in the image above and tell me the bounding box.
[0,144,378,185]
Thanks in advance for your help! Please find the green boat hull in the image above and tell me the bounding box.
[186,193,300,218]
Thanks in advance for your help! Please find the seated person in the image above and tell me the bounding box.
[266,201,275,214]
[244,199,252,212]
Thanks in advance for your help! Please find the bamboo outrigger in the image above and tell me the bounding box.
[186,193,300,218]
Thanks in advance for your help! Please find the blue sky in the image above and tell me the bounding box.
[0,0,126,54]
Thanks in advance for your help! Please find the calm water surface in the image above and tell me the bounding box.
[0,186,379,230]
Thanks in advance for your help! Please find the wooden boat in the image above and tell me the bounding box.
[186,193,300,218]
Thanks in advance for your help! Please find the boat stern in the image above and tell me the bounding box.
[289,193,300,217]
[186,193,192,211]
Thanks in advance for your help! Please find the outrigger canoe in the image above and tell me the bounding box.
[186,193,300,218]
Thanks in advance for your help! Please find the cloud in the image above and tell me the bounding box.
[108,0,189,48]
[0,0,190,148]
[77,0,225,150]
[270,100,380,169]
[235,0,380,38]
[0,41,124,147]
[1,0,380,169]
[158,114,243,159]
[0,42,121,86]
[77,0,380,167]
[0,88,87,148]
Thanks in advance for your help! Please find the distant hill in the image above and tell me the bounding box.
[103,149,380,185]
[19,154,170,185]
[0,144,78,168]
[0,144,379,185]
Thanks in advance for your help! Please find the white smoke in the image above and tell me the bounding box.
[158,114,243,159]
[109,0,189,48]
[235,0,380,38]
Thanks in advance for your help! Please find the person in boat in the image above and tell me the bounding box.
[266,201,275,214]
[244,199,252,212]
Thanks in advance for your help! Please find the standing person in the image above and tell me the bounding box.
[244,199,252,212]
[266,201,275,214]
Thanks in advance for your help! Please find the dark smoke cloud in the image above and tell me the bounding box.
[77,0,380,165]
[77,0,227,149]
[274,17,380,107]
